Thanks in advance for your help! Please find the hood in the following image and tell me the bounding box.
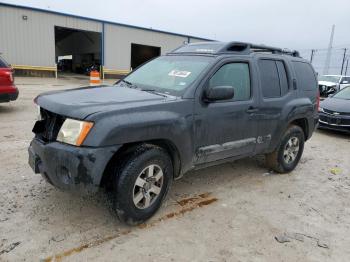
[321,97,350,113]
[36,85,167,119]
[318,81,337,87]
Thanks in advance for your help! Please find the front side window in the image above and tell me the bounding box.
[122,55,213,96]
[341,77,350,84]
[208,63,251,101]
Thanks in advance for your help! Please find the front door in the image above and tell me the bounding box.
[194,60,259,164]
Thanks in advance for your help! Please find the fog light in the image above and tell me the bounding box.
[60,166,72,185]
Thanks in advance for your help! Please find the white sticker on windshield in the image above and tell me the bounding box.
[168,70,191,78]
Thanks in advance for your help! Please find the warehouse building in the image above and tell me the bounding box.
[0,3,210,77]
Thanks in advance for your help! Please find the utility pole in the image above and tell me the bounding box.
[323,24,335,75]
[310,49,316,63]
[345,58,349,75]
[340,48,347,75]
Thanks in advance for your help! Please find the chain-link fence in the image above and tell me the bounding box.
[299,46,350,76]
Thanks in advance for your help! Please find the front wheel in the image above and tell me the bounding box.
[265,125,305,173]
[112,145,173,225]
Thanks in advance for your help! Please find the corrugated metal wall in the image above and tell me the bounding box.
[0,5,101,67]
[0,4,209,70]
[104,24,187,70]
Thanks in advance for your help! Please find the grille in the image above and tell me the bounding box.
[341,118,350,125]
[319,114,350,126]
[34,108,65,142]
[323,108,350,116]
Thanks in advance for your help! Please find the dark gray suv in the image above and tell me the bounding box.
[29,42,319,225]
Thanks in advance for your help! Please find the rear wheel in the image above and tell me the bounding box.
[265,125,305,173]
[111,145,173,225]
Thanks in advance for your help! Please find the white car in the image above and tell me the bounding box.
[318,75,350,97]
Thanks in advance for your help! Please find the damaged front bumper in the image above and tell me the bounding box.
[28,138,121,193]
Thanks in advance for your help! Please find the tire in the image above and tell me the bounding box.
[265,125,305,173]
[112,145,173,225]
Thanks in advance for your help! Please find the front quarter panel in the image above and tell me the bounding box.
[83,99,195,173]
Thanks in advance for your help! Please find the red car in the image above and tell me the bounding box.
[0,55,18,103]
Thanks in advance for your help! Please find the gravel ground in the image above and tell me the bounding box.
[0,76,349,262]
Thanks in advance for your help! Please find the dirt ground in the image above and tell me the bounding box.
[0,76,349,262]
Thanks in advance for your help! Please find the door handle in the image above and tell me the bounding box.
[246,107,259,113]
[293,79,297,90]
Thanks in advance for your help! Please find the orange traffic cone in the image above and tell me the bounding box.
[90,70,101,86]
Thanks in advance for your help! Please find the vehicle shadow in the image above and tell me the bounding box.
[37,156,265,220]
[316,128,350,139]
[21,156,267,255]
[0,104,20,114]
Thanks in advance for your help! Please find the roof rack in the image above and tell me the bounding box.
[171,41,300,57]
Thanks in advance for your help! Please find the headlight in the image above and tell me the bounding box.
[57,119,94,146]
[318,107,324,112]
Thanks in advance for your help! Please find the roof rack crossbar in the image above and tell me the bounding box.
[169,41,300,57]
[218,42,299,57]
[218,42,300,57]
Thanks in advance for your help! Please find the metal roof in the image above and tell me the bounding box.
[0,2,213,41]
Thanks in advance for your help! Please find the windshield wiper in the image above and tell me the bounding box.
[141,89,168,98]
[118,79,138,89]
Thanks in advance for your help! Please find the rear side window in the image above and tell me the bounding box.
[209,62,251,101]
[0,56,9,68]
[292,61,317,91]
[258,59,289,98]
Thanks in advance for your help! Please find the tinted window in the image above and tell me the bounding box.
[0,56,9,68]
[276,61,289,95]
[292,61,317,91]
[258,60,281,98]
[209,63,251,101]
[340,77,350,84]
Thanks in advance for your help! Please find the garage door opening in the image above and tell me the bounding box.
[131,43,161,70]
[55,26,101,76]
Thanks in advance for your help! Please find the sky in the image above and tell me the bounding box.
[1,0,350,74]
[2,0,350,50]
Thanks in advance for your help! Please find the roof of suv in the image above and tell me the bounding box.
[170,41,300,58]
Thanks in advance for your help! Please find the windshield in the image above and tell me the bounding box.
[333,86,350,100]
[120,55,213,96]
[318,75,341,83]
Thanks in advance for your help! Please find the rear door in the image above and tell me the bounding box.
[255,58,295,153]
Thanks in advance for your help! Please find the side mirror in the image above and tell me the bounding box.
[204,85,234,102]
